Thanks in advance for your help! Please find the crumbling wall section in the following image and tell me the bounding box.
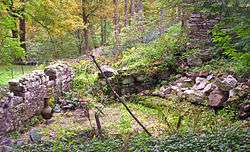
[0,64,73,140]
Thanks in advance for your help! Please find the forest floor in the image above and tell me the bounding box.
[8,95,249,151]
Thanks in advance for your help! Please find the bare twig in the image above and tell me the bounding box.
[90,55,152,136]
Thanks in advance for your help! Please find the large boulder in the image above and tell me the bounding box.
[208,88,228,108]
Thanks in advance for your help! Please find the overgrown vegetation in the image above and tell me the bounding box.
[0,0,249,151]
[114,23,186,72]
[12,126,249,152]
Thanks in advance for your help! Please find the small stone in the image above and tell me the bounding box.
[207,74,213,81]
[195,77,205,84]
[199,72,209,77]
[160,86,172,95]
[176,83,183,87]
[216,75,238,91]
[194,79,208,90]
[239,103,250,112]
[202,83,213,93]
[99,65,117,78]
[184,89,194,94]
[122,77,134,85]
[136,75,147,82]
[29,129,42,143]
[171,86,179,90]
[183,78,193,82]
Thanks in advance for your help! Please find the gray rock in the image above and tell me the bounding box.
[184,89,195,94]
[208,89,226,107]
[193,79,208,90]
[207,74,213,81]
[136,75,147,82]
[216,75,238,91]
[202,83,213,94]
[171,86,179,90]
[29,129,42,143]
[99,65,117,78]
[0,145,12,152]
[195,77,206,84]
[185,91,204,104]
[122,77,134,85]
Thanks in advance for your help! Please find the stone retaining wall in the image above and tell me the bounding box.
[100,65,174,96]
[0,64,73,140]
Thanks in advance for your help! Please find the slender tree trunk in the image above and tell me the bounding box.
[75,29,82,55]
[81,13,89,54]
[19,17,26,51]
[159,8,166,35]
[130,0,135,20]
[124,0,129,27]
[19,0,26,51]
[113,0,120,49]
[137,0,144,32]
[101,17,107,45]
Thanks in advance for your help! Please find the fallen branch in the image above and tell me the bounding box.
[90,55,152,136]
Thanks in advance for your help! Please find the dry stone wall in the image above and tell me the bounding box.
[0,64,73,140]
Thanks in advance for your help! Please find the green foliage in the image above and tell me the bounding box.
[0,3,25,65]
[211,14,250,76]
[131,96,240,134]
[0,65,36,86]
[130,127,249,152]
[189,59,236,75]
[72,60,99,97]
[115,23,185,71]
[12,127,249,152]
[118,105,133,135]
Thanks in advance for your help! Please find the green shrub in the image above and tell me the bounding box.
[115,23,186,72]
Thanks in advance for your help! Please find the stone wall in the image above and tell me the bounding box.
[100,65,174,96]
[182,13,219,67]
[0,64,73,140]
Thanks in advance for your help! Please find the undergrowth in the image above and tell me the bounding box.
[12,127,249,152]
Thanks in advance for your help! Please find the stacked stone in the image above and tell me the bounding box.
[0,64,73,140]
[187,13,218,42]
[44,64,73,95]
[100,65,172,96]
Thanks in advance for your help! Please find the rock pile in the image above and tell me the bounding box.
[0,64,73,141]
[156,72,250,119]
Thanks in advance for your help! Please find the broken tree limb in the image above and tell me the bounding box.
[90,55,152,136]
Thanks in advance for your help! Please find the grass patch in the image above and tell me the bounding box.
[0,65,37,86]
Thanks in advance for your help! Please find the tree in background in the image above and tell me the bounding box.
[113,0,121,49]
[0,1,25,65]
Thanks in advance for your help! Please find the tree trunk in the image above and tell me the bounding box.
[124,0,129,27]
[19,17,26,51]
[130,0,135,20]
[137,0,144,32]
[113,0,120,49]
[101,17,107,45]
[81,13,89,55]
[159,8,166,35]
